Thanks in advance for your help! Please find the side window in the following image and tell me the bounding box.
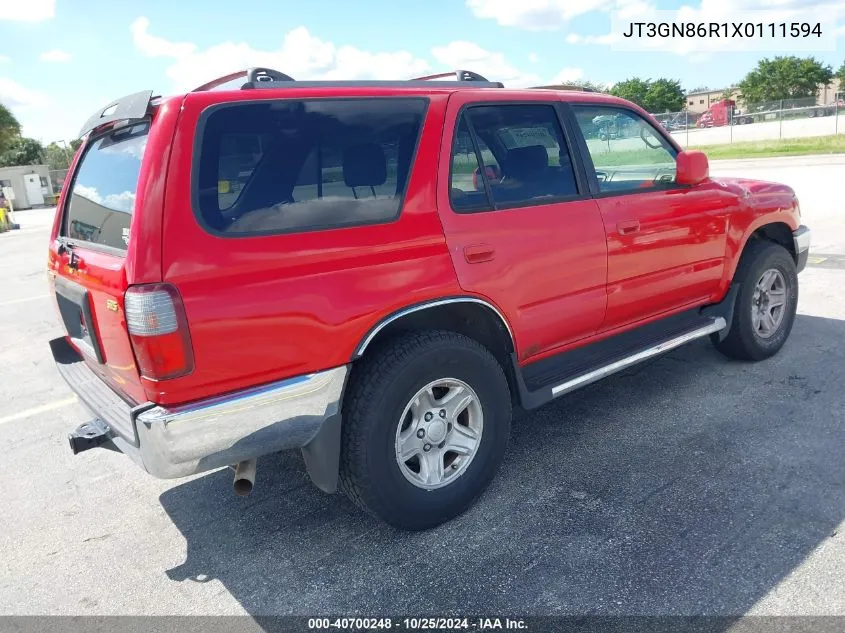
[449,117,493,212]
[571,105,677,194]
[196,98,426,235]
[449,103,579,212]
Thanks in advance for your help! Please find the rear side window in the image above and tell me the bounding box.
[64,122,149,251]
[195,98,427,235]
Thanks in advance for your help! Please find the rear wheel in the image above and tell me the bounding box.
[713,241,798,361]
[339,330,511,530]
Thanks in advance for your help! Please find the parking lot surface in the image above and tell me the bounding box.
[1,155,844,618]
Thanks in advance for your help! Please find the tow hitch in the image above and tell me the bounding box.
[68,419,110,455]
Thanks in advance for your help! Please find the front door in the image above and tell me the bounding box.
[436,95,608,363]
[570,104,731,332]
[24,174,44,206]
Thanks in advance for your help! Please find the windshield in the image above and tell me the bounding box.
[63,122,149,251]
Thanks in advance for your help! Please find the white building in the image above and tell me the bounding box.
[0,165,54,210]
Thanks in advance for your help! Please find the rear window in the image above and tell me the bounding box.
[64,122,149,251]
[195,98,427,235]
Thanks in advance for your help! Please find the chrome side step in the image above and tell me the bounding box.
[549,317,726,398]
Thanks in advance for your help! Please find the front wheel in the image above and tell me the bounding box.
[339,331,512,530]
[713,241,798,361]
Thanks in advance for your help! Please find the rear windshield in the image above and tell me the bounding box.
[195,98,426,235]
[64,122,149,251]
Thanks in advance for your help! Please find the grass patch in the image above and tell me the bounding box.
[691,134,845,160]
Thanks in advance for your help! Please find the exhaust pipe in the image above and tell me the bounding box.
[233,458,257,496]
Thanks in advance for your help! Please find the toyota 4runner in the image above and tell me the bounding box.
[48,68,811,530]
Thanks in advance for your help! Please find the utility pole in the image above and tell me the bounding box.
[57,140,72,168]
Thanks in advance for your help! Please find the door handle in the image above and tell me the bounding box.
[617,220,640,235]
[463,244,495,264]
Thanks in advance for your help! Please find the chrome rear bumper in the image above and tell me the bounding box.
[51,337,349,492]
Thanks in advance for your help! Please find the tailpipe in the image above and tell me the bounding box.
[233,458,257,496]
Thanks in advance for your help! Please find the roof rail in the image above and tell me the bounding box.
[193,68,296,92]
[412,70,495,83]
[192,67,504,91]
[529,84,600,93]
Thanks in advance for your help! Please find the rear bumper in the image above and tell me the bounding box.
[50,337,349,489]
[793,225,811,273]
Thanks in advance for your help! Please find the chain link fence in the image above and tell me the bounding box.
[653,95,845,147]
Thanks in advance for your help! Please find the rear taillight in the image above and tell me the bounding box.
[125,283,194,381]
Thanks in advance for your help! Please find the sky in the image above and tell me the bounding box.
[0,0,843,144]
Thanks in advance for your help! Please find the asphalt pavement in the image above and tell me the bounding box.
[0,155,844,621]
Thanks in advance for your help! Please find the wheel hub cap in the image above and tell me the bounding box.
[425,418,448,444]
[395,378,484,490]
[752,268,787,339]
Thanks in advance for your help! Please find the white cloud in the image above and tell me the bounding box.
[73,185,101,204]
[431,41,542,87]
[466,0,613,30]
[73,185,137,212]
[130,17,430,92]
[528,52,540,63]
[0,77,49,109]
[0,55,9,63]
[566,32,619,45]
[130,17,197,59]
[39,49,71,63]
[104,191,137,212]
[0,0,54,22]
[550,67,585,84]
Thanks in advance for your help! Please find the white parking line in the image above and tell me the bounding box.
[0,295,49,307]
[0,396,78,426]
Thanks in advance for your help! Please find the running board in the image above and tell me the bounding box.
[550,317,725,398]
[512,314,726,410]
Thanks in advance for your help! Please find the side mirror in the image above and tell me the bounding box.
[676,150,709,185]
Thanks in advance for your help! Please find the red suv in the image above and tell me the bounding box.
[49,68,810,530]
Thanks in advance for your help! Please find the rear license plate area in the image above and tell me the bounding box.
[55,276,105,364]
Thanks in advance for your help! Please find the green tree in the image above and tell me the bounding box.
[609,77,651,109]
[610,77,685,113]
[569,80,610,93]
[835,61,845,87]
[43,142,74,170]
[0,103,21,154]
[643,78,685,113]
[738,56,833,104]
[0,136,44,167]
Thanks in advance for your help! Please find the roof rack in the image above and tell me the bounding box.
[193,68,296,92]
[412,70,495,83]
[193,67,505,91]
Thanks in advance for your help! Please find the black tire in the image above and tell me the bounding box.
[712,241,798,361]
[339,330,512,530]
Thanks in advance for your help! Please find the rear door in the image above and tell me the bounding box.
[48,121,153,403]
[568,103,731,332]
[436,93,607,362]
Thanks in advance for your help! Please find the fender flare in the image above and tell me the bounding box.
[351,296,515,360]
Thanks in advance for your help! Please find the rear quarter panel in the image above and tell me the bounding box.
[154,91,461,405]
